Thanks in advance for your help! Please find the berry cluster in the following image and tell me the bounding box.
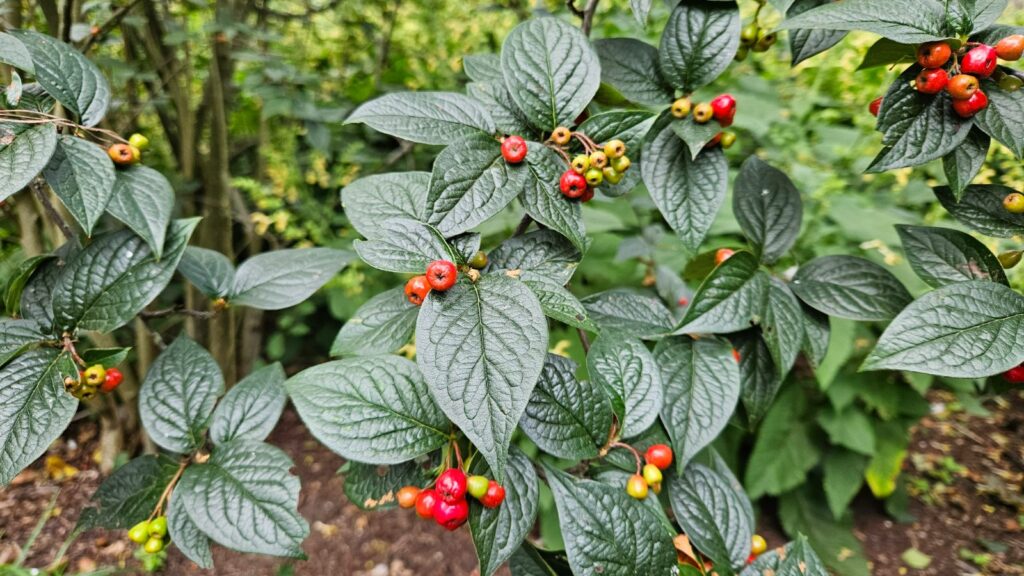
[1005,363,1024,384]
[548,126,632,202]
[397,468,506,531]
[107,133,149,167]
[671,94,738,149]
[736,23,776,61]
[127,515,168,555]
[625,444,674,500]
[66,363,123,400]
[404,259,458,306]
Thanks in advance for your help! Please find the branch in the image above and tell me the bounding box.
[513,214,533,237]
[580,0,600,37]
[31,180,75,241]
[576,327,591,353]
[81,0,144,54]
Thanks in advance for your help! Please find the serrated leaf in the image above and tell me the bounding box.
[733,156,802,264]
[588,337,663,439]
[42,135,115,234]
[655,336,740,471]
[520,143,586,252]
[593,38,673,106]
[340,172,429,240]
[105,166,175,258]
[544,465,677,576]
[581,289,675,339]
[744,386,821,499]
[789,0,847,65]
[286,355,448,464]
[520,354,611,459]
[668,463,752,571]
[0,122,57,202]
[730,329,780,426]
[463,53,503,82]
[341,459,432,510]
[80,455,178,530]
[470,448,540,576]
[416,274,546,480]
[677,251,769,335]
[177,246,235,299]
[167,488,213,569]
[231,248,351,310]
[209,363,286,445]
[523,278,597,331]
[0,318,45,367]
[974,79,1024,157]
[353,218,455,274]
[778,0,949,44]
[896,225,1007,288]
[863,280,1024,377]
[935,184,1024,237]
[8,30,109,126]
[488,229,581,285]
[330,286,418,357]
[500,18,600,130]
[790,255,911,321]
[762,279,803,377]
[177,439,308,558]
[868,90,973,173]
[658,0,740,94]
[51,218,198,333]
[823,449,868,520]
[139,336,223,454]
[0,32,34,72]
[642,123,728,252]
[345,92,495,145]
[0,349,77,485]
[942,129,989,199]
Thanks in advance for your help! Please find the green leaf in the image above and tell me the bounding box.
[176,439,308,558]
[942,129,989,200]
[177,246,235,299]
[0,122,58,202]
[286,355,448,464]
[8,30,109,126]
[731,329,780,426]
[500,18,600,130]
[231,248,351,310]
[470,448,540,576]
[935,184,1024,237]
[167,488,213,569]
[817,406,876,455]
[578,111,654,197]
[105,166,175,258]
[641,123,728,252]
[0,349,77,485]
[330,285,418,357]
[466,81,536,135]
[80,455,178,530]
[655,336,740,471]
[581,289,675,339]
[19,240,78,329]
[778,487,870,576]
[668,463,752,571]
[659,0,741,94]
[4,254,52,316]
[0,32,34,72]
[862,280,1024,377]
[0,318,45,367]
[341,459,432,510]
[353,218,455,274]
[868,90,973,173]
[778,0,949,43]
[521,354,612,459]
[589,337,663,439]
[340,172,429,240]
[42,135,115,234]
[345,92,495,145]
[901,548,932,570]
[857,38,916,70]
[788,0,847,65]
[80,347,131,368]
[51,218,199,332]
[425,134,527,237]
[677,251,769,335]
[631,0,653,26]
[790,255,911,321]
[523,278,597,331]
[744,385,821,499]
[762,279,804,377]
[740,535,832,576]
[975,79,1024,157]
[823,449,868,520]
[463,53,503,82]
[416,274,546,480]
[543,465,677,576]
[520,143,586,252]
[593,38,673,106]
[801,305,831,368]
[733,156,803,264]
[488,229,581,285]
[670,117,722,160]
[896,225,1007,288]
[139,336,223,454]
[209,363,286,445]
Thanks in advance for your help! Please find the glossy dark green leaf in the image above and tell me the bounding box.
[0,318,45,367]
[463,53,503,82]
[0,32,34,72]
[231,248,351,310]
[655,336,740,471]
[522,278,597,331]
[582,289,675,339]
[974,80,1024,157]
[788,0,847,65]
[469,448,540,576]
[19,241,78,330]
[488,229,581,286]
[730,329,779,426]
[177,246,235,299]
[354,218,455,274]
[801,304,830,368]
[80,347,131,368]
[588,337,663,439]
[677,251,769,335]
[286,355,448,464]
[744,386,820,498]
[942,129,989,200]
[935,184,1024,238]
[42,135,115,234]
[105,166,175,258]
[733,156,803,264]
[778,0,949,43]
[670,117,721,160]
[739,535,831,576]
[658,0,740,94]
[790,255,911,321]
[330,286,417,357]
[857,38,916,70]
[167,488,213,569]
[593,38,673,106]
[0,122,57,202]
[668,463,752,571]
[341,459,433,510]
[466,81,536,136]
[346,92,495,145]
[863,280,1024,377]
[79,455,179,530]
[340,172,429,240]
[520,354,611,459]
[176,439,308,558]
[3,254,52,316]
[520,143,585,252]
[762,278,804,377]
[209,363,287,445]
[896,225,1007,288]
[868,91,973,172]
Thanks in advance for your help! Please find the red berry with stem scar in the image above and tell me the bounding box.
[916,41,951,68]
[480,481,506,508]
[501,135,527,164]
[645,444,673,470]
[433,498,469,531]
[952,90,988,118]
[915,68,948,94]
[405,275,431,306]
[425,260,457,291]
[961,45,998,77]
[560,170,587,199]
[434,468,467,503]
[415,489,439,519]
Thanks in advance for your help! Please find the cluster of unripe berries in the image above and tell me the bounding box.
[404,253,487,306]
[106,133,149,167]
[66,363,123,400]
[625,444,674,500]
[735,22,776,61]
[1004,191,1024,215]
[671,94,738,149]
[127,515,168,555]
[551,129,632,201]
[395,468,506,531]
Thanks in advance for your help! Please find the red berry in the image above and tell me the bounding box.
[645,444,674,470]
[705,133,723,148]
[732,349,741,363]
[479,481,506,509]
[1004,364,1024,383]
[559,170,587,199]
[869,97,882,117]
[961,45,998,77]
[677,296,689,307]
[100,367,123,393]
[435,468,468,503]
[579,187,595,203]
[996,34,1024,61]
[405,275,431,306]
[501,135,528,164]
[433,498,469,531]
[415,489,439,519]
[397,486,420,509]
[710,94,737,126]
[947,74,980,100]
[916,41,952,68]
[715,248,735,265]
[747,554,756,565]
[425,260,457,291]
[952,90,988,118]
[915,68,948,94]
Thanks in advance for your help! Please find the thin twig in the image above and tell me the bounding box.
[565,0,585,18]
[81,0,144,53]
[576,327,591,353]
[31,180,75,241]
[139,305,220,319]
[150,459,188,519]
[512,214,533,237]
[580,0,600,37]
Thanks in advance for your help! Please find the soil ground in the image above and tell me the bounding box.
[1,389,1021,576]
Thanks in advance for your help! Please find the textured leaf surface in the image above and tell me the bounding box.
[331,286,418,357]
[896,225,1006,288]
[789,0,847,65]
[762,279,804,377]
[346,92,495,144]
[341,460,432,510]
[209,363,287,445]
[177,246,235,299]
[487,229,581,285]
[744,387,820,498]
[935,185,1024,237]
[105,166,175,257]
[81,455,178,529]
[167,489,213,569]
[466,81,535,135]
[0,318,45,367]
[659,0,741,93]
[520,143,586,252]
[868,90,973,172]
[0,32,34,71]
[588,337,663,439]
[286,355,448,464]
[520,354,611,459]
[231,248,351,310]
[522,278,596,331]
[594,38,672,106]
[668,463,752,571]
[677,251,769,335]
[340,172,429,240]
[582,289,674,339]
[942,129,989,200]
[975,79,1024,157]
[463,54,503,82]
[731,329,780,426]
[19,241,78,330]
[790,255,910,321]
[0,122,57,202]
[733,156,802,264]
[778,0,949,43]
[469,449,540,576]
[354,218,455,274]
[42,135,115,234]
